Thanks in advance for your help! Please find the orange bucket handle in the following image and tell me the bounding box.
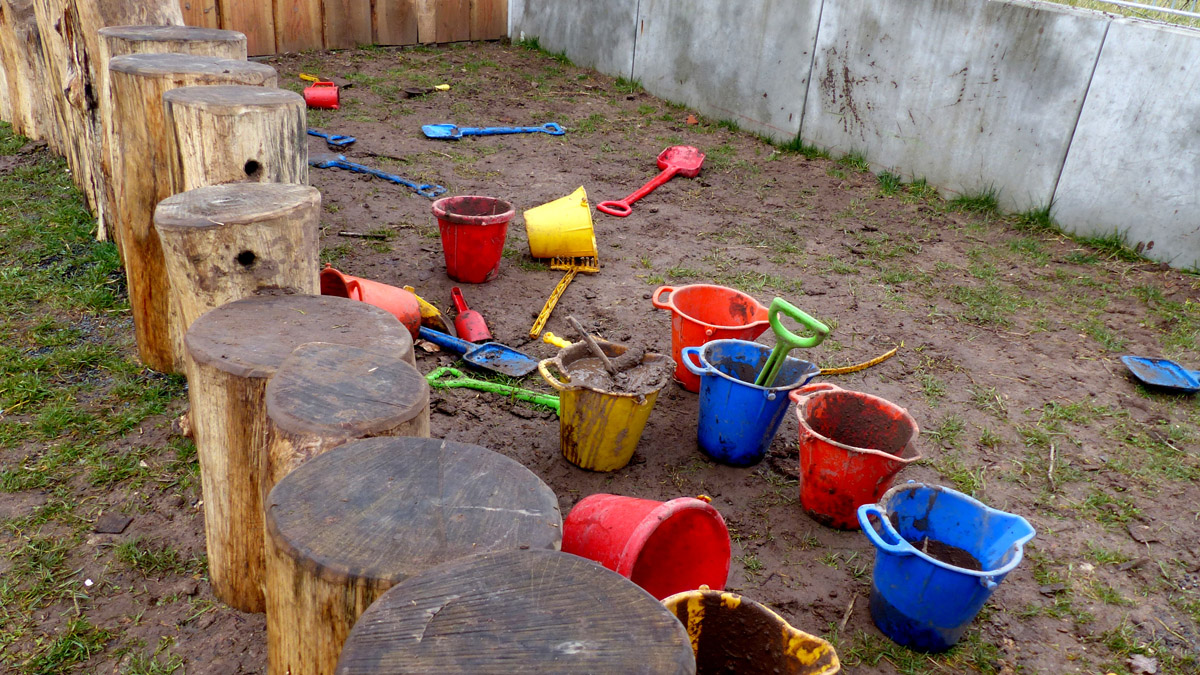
[650,285,674,310]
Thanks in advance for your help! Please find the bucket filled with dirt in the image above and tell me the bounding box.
[538,339,672,471]
[857,482,1035,652]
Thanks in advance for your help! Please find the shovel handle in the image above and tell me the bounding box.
[597,167,680,217]
[767,298,829,350]
[450,287,469,313]
[459,122,566,137]
[418,326,473,355]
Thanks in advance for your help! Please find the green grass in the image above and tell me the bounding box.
[114,538,201,578]
[949,188,1000,214]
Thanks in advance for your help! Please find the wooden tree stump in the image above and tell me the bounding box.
[264,342,430,496]
[97,25,246,244]
[0,0,58,142]
[109,53,276,373]
[31,0,184,217]
[184,294,415,613]
[335,549,697,675]
[265,437,563,675]
[163,85,307,191]
[155,182,320,339]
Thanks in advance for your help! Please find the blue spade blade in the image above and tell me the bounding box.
[1120,356,1200,393]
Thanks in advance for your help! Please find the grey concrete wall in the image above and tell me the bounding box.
[1053,19,1200,270]
[509,0,638,79]
[632,0,823,142]
[802,0,1107,212]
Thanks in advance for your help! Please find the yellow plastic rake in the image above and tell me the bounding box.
[528,256,599,339]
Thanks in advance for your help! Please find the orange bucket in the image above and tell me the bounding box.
[651,285,770,392]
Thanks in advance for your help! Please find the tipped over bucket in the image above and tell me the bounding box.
[319,265,421,338]
[523,186,597,259]
[859,482,1035,652]
[563,494,731,600]
[661,587,841,674]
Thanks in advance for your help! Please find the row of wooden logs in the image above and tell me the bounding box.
[2,10,698,674]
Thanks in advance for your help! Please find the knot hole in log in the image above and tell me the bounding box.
[244,159,262,178]
[236,250,257,267]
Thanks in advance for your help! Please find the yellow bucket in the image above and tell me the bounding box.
[661,587,841,674]
[523,186,598,259]
[538,340,669,472]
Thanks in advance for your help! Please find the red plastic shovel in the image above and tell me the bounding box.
[597,145,706,217]
[451,287,492,343]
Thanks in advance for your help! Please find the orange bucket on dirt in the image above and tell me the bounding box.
[789,383,921,529]
[651,285,771,393]
[320,264,421,338]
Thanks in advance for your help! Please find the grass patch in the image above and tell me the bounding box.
[949,188,1000,214]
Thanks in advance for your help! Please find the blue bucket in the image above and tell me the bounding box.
[682,339,819,467]
[857,482,1035,652]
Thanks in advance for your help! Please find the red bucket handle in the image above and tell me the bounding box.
[787,381,841,406]
[650,286,674,310]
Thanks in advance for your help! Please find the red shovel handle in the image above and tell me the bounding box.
[451,287,470,313]
[597,167,680,217]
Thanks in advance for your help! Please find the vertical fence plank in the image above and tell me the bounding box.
[374,0,418,45]
[469,0,504,40]
[435,0,469,43]
[323,0,371,49]
[274,0,322,52]
[415,0,435,43]
[180,0,219,28]
[219,0,275,55]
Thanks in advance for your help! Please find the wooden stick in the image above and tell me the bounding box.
[838,595,856,631]
[337,231,388,240]
[567,315,618,378]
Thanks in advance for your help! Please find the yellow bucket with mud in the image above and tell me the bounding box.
[538,339,670,472]
[662,587,841,675]
[523,186,597,259]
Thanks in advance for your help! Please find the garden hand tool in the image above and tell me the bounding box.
[754,298,830,387]
[309,153,446,199]
[425,367,560,413]
[422,122,565,140]
[451,287,492,343]
[597,145,705,217]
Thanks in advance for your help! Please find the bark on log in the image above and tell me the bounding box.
[184,295,415,613]
[98,25,246,247]
[108,53,275,373]
[162,84,306,192]
[0,0,58,142]
[263,341,430,497]
[31,0,184,220]
[154,182,320,338]
[265,437,561,675]
[334,551,696,675]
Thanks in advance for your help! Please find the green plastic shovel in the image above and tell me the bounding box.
[425,367,560,413]
[754,298,830,388]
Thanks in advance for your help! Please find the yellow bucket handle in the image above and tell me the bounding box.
[537,358,570,392]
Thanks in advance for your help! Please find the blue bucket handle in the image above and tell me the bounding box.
[681,346,713,377]
[857,504,912,556]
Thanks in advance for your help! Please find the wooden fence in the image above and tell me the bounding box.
[179,0,507,56]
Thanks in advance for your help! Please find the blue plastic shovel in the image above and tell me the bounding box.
[1120,355,1200,393]
[307,128,356,148]
[422,122,565,140]
[418,327,539,377]
[309,153,446,199]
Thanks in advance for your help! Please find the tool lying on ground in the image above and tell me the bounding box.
[1120,355,1200,394]
[403,285,451,334]
[820,345,900,376]
[451,287,491,343]
[598,145,705,217]
[422,122,566,140]
[309,153,446,199]
[542,332,572,349]
[418,326,539,377]
[307,128,356,148]
[529,256,599,339]
[754,298,830,388]
[426,367,560,413]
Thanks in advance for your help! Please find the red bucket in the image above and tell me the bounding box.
[432,196,514,284]
[562,494,730,600]
[651,285,770,392]
[303,81,339,109]
[789,383,921,529]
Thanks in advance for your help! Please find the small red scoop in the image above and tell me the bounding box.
[598,145,705,217]
[451,287,492,343]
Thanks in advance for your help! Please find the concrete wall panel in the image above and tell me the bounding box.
[508,0,637,79]
[632,0,822,142]
[802,0,1106,211]
[1053,20,1200,270]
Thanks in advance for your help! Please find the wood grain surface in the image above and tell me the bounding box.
[335,549,696,674]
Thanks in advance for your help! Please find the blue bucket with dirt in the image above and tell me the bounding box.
[681,339,819,467]
[857,482,1035,652]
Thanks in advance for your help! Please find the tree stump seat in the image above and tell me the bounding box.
[265,437,563,675]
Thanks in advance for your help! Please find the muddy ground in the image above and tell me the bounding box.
[3,40,1199,674]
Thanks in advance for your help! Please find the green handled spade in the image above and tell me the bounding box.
[754,298,831,388]
[425,367,560,414]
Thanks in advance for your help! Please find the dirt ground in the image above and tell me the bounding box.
[3,40,1199,674]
